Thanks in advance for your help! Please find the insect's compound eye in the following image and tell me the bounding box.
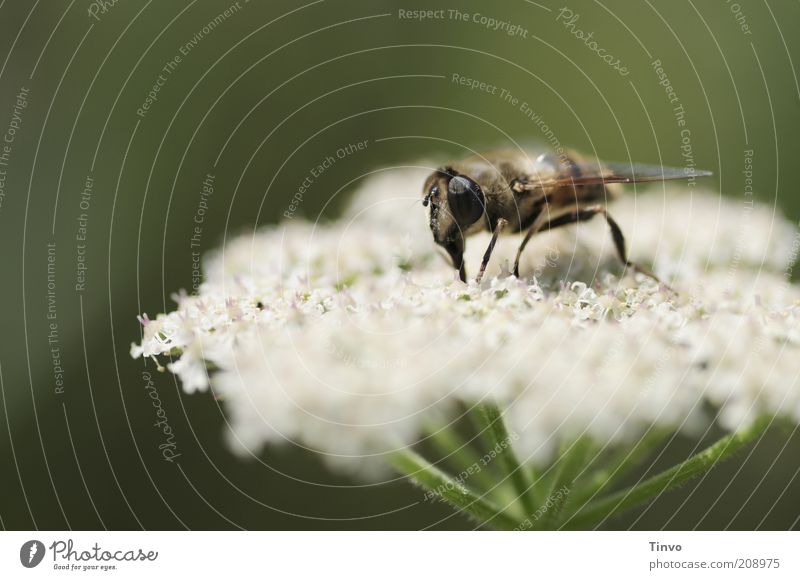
[447,175,485,227]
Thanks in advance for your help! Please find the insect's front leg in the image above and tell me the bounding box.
[440,235,467,282]
[512,206,557,277]
[475,218,508,284]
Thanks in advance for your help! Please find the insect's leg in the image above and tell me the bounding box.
[441,236,467,282]
[598,209,664,285]
[475,218,508,283]
[512,208,555,277]
[513,205,665,286]
[451,253,466,283]
[567,205,663,285]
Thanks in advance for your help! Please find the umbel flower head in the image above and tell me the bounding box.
[132,168,800,479]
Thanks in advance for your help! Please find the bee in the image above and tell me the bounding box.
[422,148,712,283]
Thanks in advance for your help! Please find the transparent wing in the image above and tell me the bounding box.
[521,161,713,191]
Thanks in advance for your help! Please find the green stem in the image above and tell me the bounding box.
[565,416,772,529]
[425,423,498,493]
[474,402,537,518]
[571,428,671,506]
[537,437,593,530]
[390,449,520,530]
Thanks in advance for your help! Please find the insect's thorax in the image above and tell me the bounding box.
[455,149,612,236]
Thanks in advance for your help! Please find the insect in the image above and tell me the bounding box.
[422,148,712,283]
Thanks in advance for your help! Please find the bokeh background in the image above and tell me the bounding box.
[1,0,798,530]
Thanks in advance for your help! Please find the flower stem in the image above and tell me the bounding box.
[473,402,537,519]
[537,436,593,530]
[565,416,772,529]
[571,427,671,507]
[390,449,520,530]
[424,423,499,493]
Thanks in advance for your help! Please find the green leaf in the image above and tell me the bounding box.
[390,449,519,530]
[564,416,772,529]
[536,436,594,530]
[473,402,537,519]
[425,423,501,495]
[570,428,671,507]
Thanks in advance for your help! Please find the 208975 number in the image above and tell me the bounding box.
[736,558,780,569]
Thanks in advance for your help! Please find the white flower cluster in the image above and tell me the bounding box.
[132,168,800,477]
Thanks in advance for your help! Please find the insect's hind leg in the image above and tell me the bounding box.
[595,207,664,285]
[512,205,589,277]
[513,205,664,285]
[512,208,553,277]
[573,206,663,285]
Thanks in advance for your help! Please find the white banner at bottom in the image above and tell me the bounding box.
[0,531,796,579]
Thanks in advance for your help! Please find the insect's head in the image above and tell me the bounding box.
[423,167,487,231]
[422,167,486,280]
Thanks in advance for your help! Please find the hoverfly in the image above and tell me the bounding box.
[422,148,712,283]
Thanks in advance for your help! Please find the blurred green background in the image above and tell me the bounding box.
[0,0,798,530]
